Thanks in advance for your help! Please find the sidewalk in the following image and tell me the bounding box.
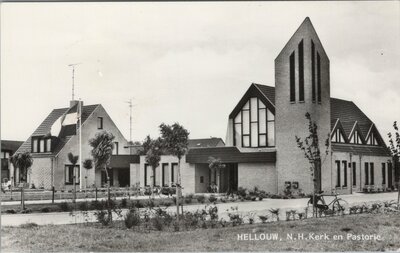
[1,192,397,227]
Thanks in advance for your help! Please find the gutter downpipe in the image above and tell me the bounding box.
[359,155,362,192]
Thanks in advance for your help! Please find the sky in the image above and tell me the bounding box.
[1,1,399,144]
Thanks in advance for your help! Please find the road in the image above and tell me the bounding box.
[1,192,397,227]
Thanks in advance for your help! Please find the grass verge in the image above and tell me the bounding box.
[2,213,400,252]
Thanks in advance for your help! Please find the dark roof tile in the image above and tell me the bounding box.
[188,138,225,148]
[1,140,24,153]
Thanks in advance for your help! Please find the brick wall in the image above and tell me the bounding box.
[275,18,331,194]
[238,162,277,193]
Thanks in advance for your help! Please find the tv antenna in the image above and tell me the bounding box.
[68,63,81,100]
[126,98,137,143]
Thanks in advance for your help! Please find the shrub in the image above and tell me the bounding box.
[244,195,252,201]
[20,222,38,228]
[91,200,104,210]
[59,201,71,212]
[94,210,111,226]
[227,206,243,226]
[78,201,89,211]
[5,209,16,214]
[269,208,280,221]
[196,195,206,204]
[209,194,217,203]
[184,197,192,204]
[237,187,247,197]
[134,201,144,209]
[20,208,32,214]
[258,215,268,223]
[121,198,128,208]
[124,209,141,229]
[152,216,164,231]
[41,207,50,213]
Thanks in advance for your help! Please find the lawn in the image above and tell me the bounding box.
[2,213,400,252]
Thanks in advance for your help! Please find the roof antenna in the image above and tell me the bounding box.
[68,63,81,100]
[126,98,135,143]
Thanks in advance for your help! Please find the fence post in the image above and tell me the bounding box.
[52,186,55,204]
[95,187,98,201]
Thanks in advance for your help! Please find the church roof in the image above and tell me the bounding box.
[244,83,388,154]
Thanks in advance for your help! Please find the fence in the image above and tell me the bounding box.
[1,186,177,203]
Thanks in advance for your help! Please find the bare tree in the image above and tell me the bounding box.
[295,112,329,217]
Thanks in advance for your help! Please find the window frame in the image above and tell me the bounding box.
[289,51,296,103]
[97,117,103,130]
[233,97,275,148]
[335,160,341,188]
[65,165,80,185]
[352,162,357,186]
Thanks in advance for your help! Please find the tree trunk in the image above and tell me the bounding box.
[104,166,112,222]
[176,158,181,222]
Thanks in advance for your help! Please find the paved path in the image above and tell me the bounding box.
[1,192,397,227]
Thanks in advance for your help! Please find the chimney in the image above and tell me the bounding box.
[70,100,83,108]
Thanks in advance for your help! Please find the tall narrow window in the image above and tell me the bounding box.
[171,163,178,185]
[365,162,369,185]
[32,138,38,153]
[290,52,296,102]
[162,163,169,187]
[311,40,316,102]
[342,161,347,187]
[382,163,386,185]
[352,162,357,186]
[144,164,149,186]
[298,40,304,102]
[336,161,341,187]
[112,142,119,155]
[39,139,45,153]
[46,138,52,152]
[97,117,103,129]
[250,97,258,147]
[242,102,250,147]
[317,52,321,103]
[267,109,275,146]
[370,162,374,185]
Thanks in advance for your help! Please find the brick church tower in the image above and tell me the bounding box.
[275,17,332,194]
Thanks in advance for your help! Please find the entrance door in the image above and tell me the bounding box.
[118,168,130,187]
[223,163,238,193]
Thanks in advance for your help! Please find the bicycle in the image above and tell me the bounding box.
[307,191,348,217]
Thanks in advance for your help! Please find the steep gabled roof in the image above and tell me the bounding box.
[16,104,99,156]
[188,138,225,148]
[1,140,24,153]
[229,83,275,119]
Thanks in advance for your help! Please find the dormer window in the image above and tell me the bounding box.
[367,132,378,146]
[350,130,363,144]
[32,136,52,153]
[332,128,345,143]
[233,97,275,148]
